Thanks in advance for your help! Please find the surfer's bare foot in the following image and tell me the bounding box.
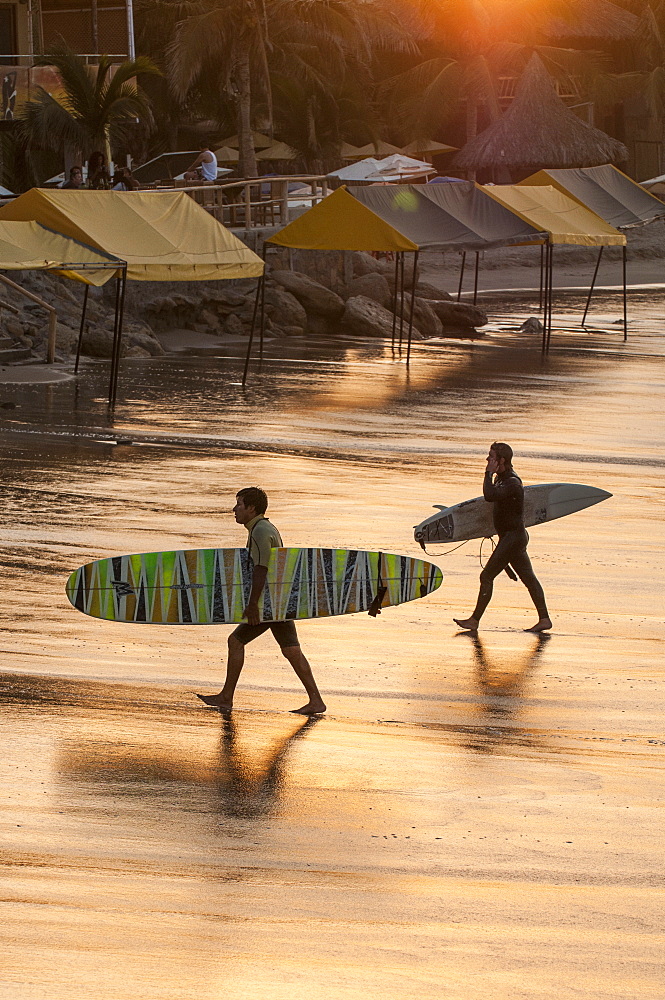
[454,617,479,631]
[524,617,552,633]
[196,693,233,710]
[290,701,326,715]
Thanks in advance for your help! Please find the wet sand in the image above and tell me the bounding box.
[0,287,663,999]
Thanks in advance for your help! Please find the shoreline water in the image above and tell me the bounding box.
[0,290,663,999]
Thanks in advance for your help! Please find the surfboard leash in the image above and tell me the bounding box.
[479,536,518,581]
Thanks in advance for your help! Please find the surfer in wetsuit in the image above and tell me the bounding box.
[453,443,552,633]
[197,487,326,715]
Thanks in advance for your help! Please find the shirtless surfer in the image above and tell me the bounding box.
[453,443,552,633]
[197,487,326,714]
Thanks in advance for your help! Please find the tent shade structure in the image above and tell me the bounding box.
[256,142,297,162]
[340,142,364,159]
[329,155,436,183]
[267,186,418,251]
[213,145,240,162]
[454,54,628,176]
[344,141,404,160]
[403,140,457,156]
[219,131,273,149]
[0,189,264,281]
[521,165,665,229]
[0,220,121,284]
[352,183,546,250]
[481,185,626,246]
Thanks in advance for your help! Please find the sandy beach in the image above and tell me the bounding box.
[0,280,663,999]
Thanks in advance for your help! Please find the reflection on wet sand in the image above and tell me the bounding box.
[57,711,320,822]
[459,632,551,754]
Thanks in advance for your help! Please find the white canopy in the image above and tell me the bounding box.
[328,154,435,183]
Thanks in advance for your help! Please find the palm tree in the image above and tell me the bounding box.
[381,0,608,146]
[168,0,414,177]
[17,48,160,176]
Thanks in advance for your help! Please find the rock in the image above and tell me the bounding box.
[4,317,25,339]
[415,281,453,301]
[396,295,442,338]
[202,288,247,308]
[200,308,222,332]
[341,295,423,340]
[305,313,333,337]
[271,270,344,319]
[343,272,392,308]
[127,329,164,356]
[223,314,246,337]
[430,300,488,328]
[81,325,115,357]
[263,284,307,328]
[353,250,395,278]
[519,316,544,334]
[124,345,152,358]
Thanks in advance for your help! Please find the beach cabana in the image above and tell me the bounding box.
[453,54,628,180]
[520,165,665,325]
[254,184,546,375]
[0,189,264,403]
[482,183,626,345]
[0,219,123,364]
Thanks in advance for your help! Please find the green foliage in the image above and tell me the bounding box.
[16,48,160,179]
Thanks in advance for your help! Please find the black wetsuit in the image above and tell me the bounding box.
[472,468,549,622]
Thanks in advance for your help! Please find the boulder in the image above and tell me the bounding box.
[430,300,488,328]
[341,295,423,340]
[127,328,165,356]
[81,325,115,358]
[415,280,452,301]
[263,284,307,328]
[124,345,152,358]
[519,316,544,334]
[343,272,392,308]
[396,295,443,338]
[200,307,222,332]
[202,287,247,308]
[305,313,333,337]
[352,251,387,277]
[271,270,344,319]
[223,313,246,338]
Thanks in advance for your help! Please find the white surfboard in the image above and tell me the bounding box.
[414,483,612,546]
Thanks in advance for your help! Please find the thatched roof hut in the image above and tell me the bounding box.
[453,54,628,179]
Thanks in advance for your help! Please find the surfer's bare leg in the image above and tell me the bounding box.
[281,646,326,714]
[197,634,244,709]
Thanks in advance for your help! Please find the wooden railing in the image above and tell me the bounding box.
[145,175,330,230]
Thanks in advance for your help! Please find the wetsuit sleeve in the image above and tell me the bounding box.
[482,470,521,502]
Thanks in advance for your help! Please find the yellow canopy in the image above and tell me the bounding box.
[481,184,625,246]
[0,189,264,281]
[256,141,297,161]
[403,139,457,156]
[268,186,418,252]
[0,219,121,284]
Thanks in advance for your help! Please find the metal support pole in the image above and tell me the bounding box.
[473,251,479,304]
[539,244,544,311]
[398,252,405,348]
[541,243,549,354]
[75,283,90,374]
[108,268,127,407]
[259,253,266,361]
[242,275,262,386]
[622,244,628,341]
[547,243,554,354]
[581,246,603,327]
[406,249,419,366]
[391,253,399,349]
[457,251,466,301]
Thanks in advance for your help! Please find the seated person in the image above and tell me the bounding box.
[112,166,140,191]
[184,145,218,183]
[61,166,83,189]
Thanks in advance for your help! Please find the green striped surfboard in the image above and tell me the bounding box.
[65,547,443,625]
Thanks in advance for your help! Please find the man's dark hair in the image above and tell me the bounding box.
[70,166,82,175]
[236,487,268,515]
[491,441,513,468]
